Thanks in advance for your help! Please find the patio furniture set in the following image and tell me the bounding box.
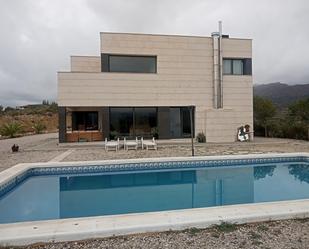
[104,137,157,151]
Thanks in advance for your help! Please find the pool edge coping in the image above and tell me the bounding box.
[0,199,309,246]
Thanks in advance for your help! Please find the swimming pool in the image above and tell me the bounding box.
[1,154,309,224]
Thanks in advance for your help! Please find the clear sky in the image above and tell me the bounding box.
[0,0,309,107]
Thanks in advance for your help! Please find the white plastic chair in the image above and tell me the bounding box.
[124,137,138,150]
[141,137,157,150]
[105,138,119,151]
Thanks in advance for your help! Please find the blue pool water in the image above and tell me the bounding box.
[0,161,309,224]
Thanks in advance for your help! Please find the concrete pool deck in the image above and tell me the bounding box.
[0,153,308,246]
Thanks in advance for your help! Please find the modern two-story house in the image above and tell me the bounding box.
[57,31,252,143]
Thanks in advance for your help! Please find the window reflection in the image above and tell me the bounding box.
[109,55,156,73]
[223,59,232,74]
[135,108,157,137]
[233,60,243,75]
[110,108,134,137]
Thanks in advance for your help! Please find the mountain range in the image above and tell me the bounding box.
[253,82,309,108]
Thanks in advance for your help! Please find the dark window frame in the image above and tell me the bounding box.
[101,54,157,74]
[223,58,252,76]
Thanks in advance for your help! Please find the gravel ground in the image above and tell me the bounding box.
[2,219,308,249]
[63,140,309,162]
[0,149,64,172]
[1,134,308,170]
[0,133,65,172]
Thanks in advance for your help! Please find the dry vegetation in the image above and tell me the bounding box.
[0,103,58,137]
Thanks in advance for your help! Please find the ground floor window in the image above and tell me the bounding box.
[72,111,98,131]
[170,107,193,138]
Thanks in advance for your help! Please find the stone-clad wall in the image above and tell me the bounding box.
[70,56,101,72]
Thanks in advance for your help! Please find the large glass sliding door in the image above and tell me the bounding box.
[110,108,134,137]
[170,108,181,138]
[109,107,194,139]
[109,107,157,138]
[135,108,157,137]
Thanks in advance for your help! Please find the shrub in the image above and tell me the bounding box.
[0,122,23,138]
[151,127,159,138]
[196,132,206,143]
[33,121,46,134]
[109,130,119,140]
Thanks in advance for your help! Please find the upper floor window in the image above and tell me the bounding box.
[101,54,157,73]
[223,58,252,75]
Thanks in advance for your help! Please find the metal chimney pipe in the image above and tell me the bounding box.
[218,21,223,108]
[212,21,223,109]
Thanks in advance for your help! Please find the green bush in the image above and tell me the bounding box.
[109,130,119,140]
[151,127,159,139]
[286,123,308,140]
[196,132,206,143]
[0,122,23,138]
[33,121,46,134]
[253,97,309,141]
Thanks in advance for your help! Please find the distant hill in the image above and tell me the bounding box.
[253,82,309,108]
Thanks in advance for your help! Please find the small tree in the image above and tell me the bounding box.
[0,122,23,138]
[288,98,309,122]
[253,96,276,137]
[33,121,46,134]
[288,98,309,140]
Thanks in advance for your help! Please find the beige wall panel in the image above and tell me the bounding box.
[101,33,210,44]
[222,39,252,58]
[204,108,253,143]
[59,72,213,82]
[71,56,101,72]
[158,55,212,62]
[58,81,213,90]
[59,87,213,95]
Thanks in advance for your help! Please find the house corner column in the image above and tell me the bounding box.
[58,107,66,143]
[102,107,110,139]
